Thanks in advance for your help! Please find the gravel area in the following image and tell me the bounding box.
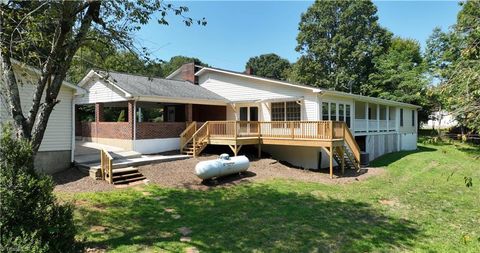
[53,168,115,193]
[138,155,384,190]
[53,154,384,193]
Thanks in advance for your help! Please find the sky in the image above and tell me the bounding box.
[135,1,461,72]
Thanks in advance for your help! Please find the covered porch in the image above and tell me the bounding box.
[75,100,227,153]
[353,101,398,133]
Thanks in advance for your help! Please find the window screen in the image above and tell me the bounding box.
[330,103,336,121]
[286,102,301,121]
[346,104,351,127]
[339,104,344,122]
[271,102,285,121]
[322,102,329,120]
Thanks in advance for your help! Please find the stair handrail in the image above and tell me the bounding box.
[180,121,197,152]
[100,149,113,184]
[188,122,210,156]
[342,122,361,163]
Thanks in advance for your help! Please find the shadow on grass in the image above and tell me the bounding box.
[369,146,437,168]
[77,184,421,252]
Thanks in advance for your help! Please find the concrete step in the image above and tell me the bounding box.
[74,150,142,164]
[78,154,191,179]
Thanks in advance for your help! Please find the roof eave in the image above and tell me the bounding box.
[195,67,322,93]
[320,90,422,109]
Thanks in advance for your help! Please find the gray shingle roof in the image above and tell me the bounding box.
[97,71,227,102]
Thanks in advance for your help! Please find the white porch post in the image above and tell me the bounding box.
[365,102,369,133]
[377,104,380,132]
[386,106,390,132]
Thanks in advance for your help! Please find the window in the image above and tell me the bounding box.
[412,110,415,126]
[286,102,301,121]
[368,107,372,120]
[400,109,404,127]
[240,107,248,121]
[271,101,300,121]
[322,102,329,120]
[339,104,344,122]
[271,102,285,121]
[330,103,336,121]
[346,104,351,127]
[250,107,259,121]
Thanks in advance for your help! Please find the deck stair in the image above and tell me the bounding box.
[332,145,360,171]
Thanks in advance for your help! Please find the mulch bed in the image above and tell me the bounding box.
[53,154,384,193]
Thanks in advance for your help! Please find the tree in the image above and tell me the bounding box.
[291,0,391,92]
[162,55,208,77]
[365,37,432,123]
[0,1,206,154]
[245,53,291,80]
[425,0,480,132]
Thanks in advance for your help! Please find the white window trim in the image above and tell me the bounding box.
[271,101,301,121]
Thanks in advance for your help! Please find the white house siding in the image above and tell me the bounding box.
[75,78,126,104]
[199,72,319,121]
[0,66,75,173]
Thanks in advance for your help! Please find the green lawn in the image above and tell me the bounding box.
[61,141,480,252]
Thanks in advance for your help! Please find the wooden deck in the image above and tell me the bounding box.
[180,121,361,178]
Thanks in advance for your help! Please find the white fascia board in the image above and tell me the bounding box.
[135,96,228,106]
[196,67,322,93]
[320,90,422,109]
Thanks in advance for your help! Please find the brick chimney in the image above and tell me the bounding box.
[245,66,254,75]
[179,62,199,84]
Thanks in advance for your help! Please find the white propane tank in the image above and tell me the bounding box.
[195,154,250,180]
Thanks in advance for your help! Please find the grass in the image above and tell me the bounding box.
[59,141,480,252]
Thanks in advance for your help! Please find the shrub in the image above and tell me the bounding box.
[0,125,78,252]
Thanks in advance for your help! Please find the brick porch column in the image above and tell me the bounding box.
[95,103,104,139]
[128,101,135,140]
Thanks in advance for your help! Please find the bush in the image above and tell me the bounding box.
[0,125,78,252]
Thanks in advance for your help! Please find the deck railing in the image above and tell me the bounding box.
[204,121,347,140]
[186,120,361,166]
[100,149,113,184]
[180,121,197,152]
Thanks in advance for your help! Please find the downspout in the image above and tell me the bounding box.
[133,100,137,151]
[71,95,75,163]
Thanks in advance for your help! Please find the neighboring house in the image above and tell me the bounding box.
[0,61,84,173]
[76,63,420,173]
[424,110,458,130]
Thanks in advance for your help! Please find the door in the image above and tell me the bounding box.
[239,106,259,135]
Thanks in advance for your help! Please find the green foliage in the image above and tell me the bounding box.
[245,53,291,80]
[0,125,77,252]
[291,0,391,92]
[364,37,432,123]
[425,0,480,132]
[162,55,208,77]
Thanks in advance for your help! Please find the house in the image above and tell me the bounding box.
[424,110,458,130]
[0,61,85,173]
[76,63,420,177]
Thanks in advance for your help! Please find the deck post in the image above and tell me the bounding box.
[193,138,197,157]
[329,145,334,179]
[329,121,334,140]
